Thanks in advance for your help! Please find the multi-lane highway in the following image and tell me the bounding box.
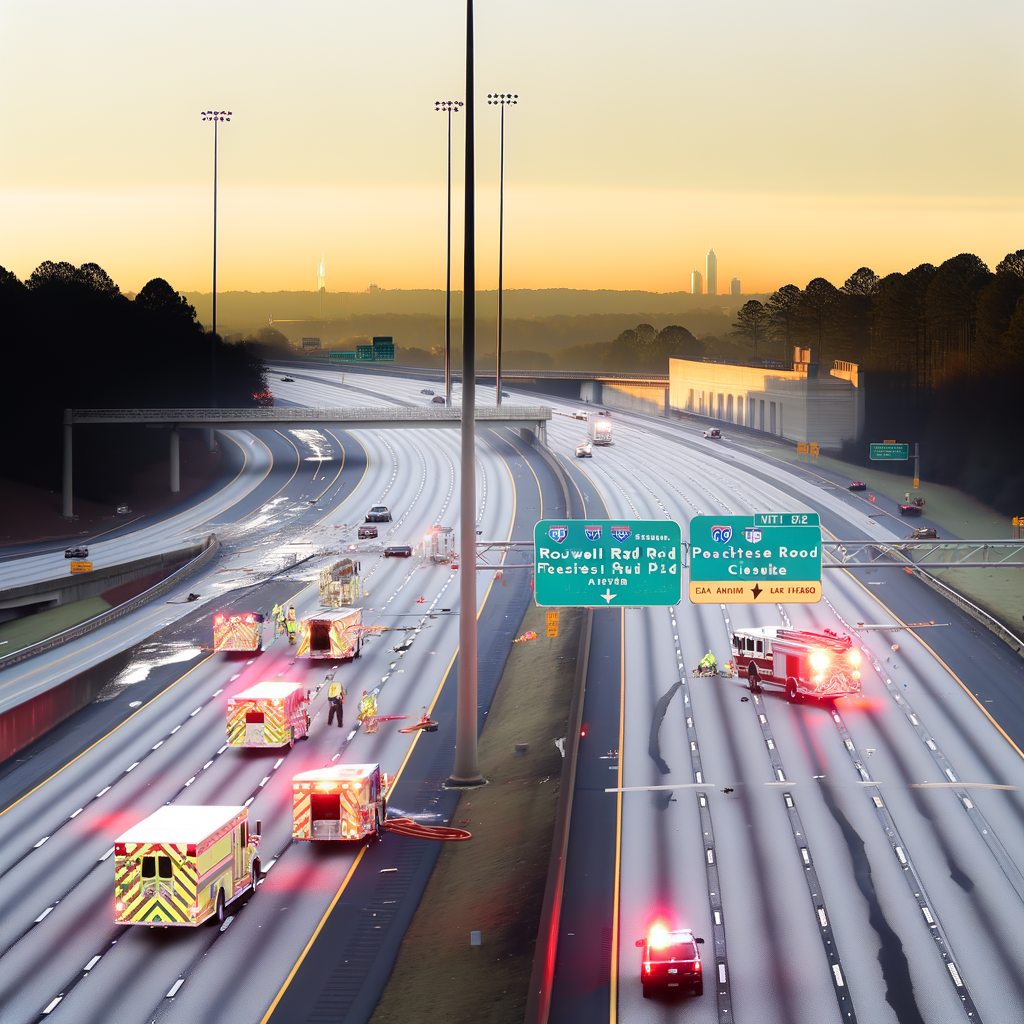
[2,362,1023,1023]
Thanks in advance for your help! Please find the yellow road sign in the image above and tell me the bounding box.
[689,580,822,604]
[70,560,93,573]
[809,443,819,457]
[546,610,559,638]
[797,442,808,454]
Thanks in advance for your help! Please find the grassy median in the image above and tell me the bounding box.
[370,602,582,1024]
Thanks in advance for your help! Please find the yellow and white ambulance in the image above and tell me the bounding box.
[114,805,260,926]
[226,681,310,748]
[292,764,390,841]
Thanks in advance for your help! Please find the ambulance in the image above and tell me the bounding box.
[113,805,260,927]
[227,681,310,747]
[292,764,390,841]
[730,626,862,700]
[212,611,264,653]
[297,607,363,660]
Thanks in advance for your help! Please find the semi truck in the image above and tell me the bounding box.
[226,680,310,747]
[114,805,260,927]
[292,763,390,841]
[296,607,363,660]
[425,525,455,563]
[587,411,613,445]
[212,611,264,653]
[730,626,862,700]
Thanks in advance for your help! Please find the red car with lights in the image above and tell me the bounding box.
[635,925,705,998]
[731,626,862,701]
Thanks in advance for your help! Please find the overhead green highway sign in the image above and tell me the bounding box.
[533,519,682,607]
[689,514,822,604]
[870,442,908,461]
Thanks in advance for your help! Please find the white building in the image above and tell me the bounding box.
[731,277,741,296]
[691,268,702,295]
[706,247,718,297]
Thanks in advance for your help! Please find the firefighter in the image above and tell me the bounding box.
[698,651,718,676]
[286,605,298,646]
[327,677,344,727]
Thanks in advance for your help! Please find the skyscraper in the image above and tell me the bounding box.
[731,277,741,296]
[706,247,717,297]
[691,268,702,295]
[317,254,326,319]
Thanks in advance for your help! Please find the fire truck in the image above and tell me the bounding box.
[297,608,363,660]
[730,626,862,700]
[212,612,264,653]
[292,763,391,841]
[425,525,455,563]
[114,805,260,927]
[227,681,310,747]
[318,558,360,607]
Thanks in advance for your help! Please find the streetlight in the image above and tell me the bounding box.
[201,110,231,408]
[435,100,463,403]
[487,92,517,406]
[448,0,484,788]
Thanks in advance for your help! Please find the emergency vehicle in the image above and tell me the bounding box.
[226,681,310,747]
[292,763,391,841]
[318,557,360,607]
[731,626,862,700]
[113,805,260,927]
[635,926,705,998]
[425,525,455,563]
[212,611,264,653]
[297,607,363,660]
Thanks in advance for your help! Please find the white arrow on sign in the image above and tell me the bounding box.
[601,589,617,604]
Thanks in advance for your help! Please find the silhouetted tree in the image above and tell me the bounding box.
[796,277,841,364]
[765,284,801,362]
[732,300,770,359]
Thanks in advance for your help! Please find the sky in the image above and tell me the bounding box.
[1,0,1022,297]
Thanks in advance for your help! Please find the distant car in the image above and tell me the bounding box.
[703,428,722,439]
[280,376,295,382]
[358,525,378,539]
[907,527,938,539]
[115,505,131,515]
[898,503,923,517]
[848,481,867,491]
[384,545,413,558]
[432,395,446,404]
[421,388,435,395]
[365,506,392,523]
[575,442,593,458]
[573,410,588,421]
[635,926,705,999]
[64,545,88,559]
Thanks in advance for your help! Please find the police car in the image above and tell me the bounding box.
[635,926,705,998]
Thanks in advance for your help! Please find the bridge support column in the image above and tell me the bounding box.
[62,408,73,518]
[170,429,180,492]
[206,428,216,452]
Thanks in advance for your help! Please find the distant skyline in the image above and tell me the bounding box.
[1,1,1022,295]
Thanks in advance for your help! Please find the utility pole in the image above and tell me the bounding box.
[201,110,231,409]
[913,442,920,490]
[435,100,463,404]
[448,0,484,787]
[487,93,517,406]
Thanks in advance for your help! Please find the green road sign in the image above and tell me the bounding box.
[689,515,822,604]
[870,442,908,460]
[533,519,682,607]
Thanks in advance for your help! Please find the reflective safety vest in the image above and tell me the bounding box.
[328,681,343,701]
[699,652,717,670]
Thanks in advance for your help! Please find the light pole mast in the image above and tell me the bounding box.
[448,0,484,787]
[436,100,463,404]
[201,110,231,407]
[488,93,517,406]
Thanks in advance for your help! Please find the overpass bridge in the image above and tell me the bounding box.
[61,405,551,517]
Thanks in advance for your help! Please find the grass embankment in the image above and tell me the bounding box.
[0,597,111,654]
[756,445,1024,633]
[370,603,583,1024]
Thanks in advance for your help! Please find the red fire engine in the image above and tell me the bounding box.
[730,626,862,700]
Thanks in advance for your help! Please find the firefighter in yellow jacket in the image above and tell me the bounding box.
[327,677,344,728]
[285,604,297,645]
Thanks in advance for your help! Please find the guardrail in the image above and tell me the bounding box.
[71,406,552,424]
[0,534,219,672]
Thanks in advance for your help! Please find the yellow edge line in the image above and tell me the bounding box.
[567,458,611,519]
[0,651,215,821]
[553,451,590,518]
[231,430,300,524]
[261,432,523,1022]
[610,610,625,1023]
[842,567,1024,764]
[189,428,260,531]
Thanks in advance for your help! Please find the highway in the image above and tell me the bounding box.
[0,366,564,1024]
[2,362,1024,1023]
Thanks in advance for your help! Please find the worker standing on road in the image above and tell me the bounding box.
[271,604,282,637]
[274,605,287,639]
[285,605,298,645]
[327,677,344,727]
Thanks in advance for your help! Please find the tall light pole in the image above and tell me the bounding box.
[201,110,231,408]
[487,92,517,407]
[435,100,463,403]
[448,0,484,787]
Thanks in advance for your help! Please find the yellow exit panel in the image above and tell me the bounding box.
[688,580,821,604]
[545,611,559,637]
[70,561,93,573]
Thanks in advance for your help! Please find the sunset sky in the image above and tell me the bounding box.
[1,0,1022,297]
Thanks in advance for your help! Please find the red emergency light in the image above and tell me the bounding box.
[214,615,224,626]
[114,842,126,856]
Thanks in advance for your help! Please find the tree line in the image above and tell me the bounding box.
[0,261,267,500]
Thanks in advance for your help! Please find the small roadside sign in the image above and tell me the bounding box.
[533,519,682,607]
[797,442,808,455]
[870,442,908,460]
[70,561,93,573]
[546,611,559,638]
[809,443,819,457]
[689,515,821,605]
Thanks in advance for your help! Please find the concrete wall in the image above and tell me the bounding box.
[590,383,669,418]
